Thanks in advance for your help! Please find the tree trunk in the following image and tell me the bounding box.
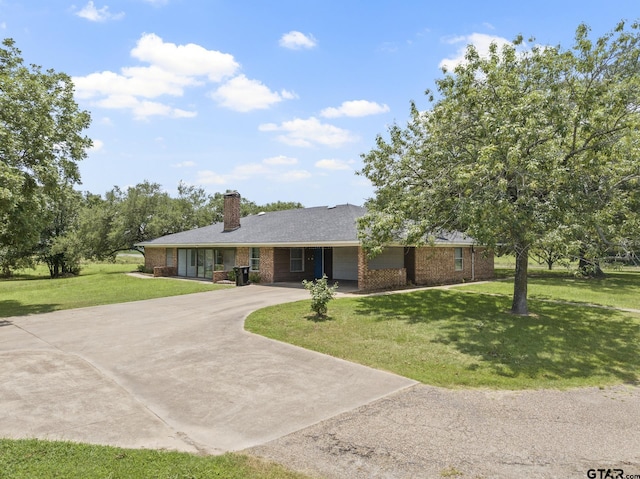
[511,245,529,315]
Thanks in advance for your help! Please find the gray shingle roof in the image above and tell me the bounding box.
[138,203,477,247]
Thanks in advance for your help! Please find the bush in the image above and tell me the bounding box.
[302,275,338,318]
[249,272,261,283]
[227,269,236,282]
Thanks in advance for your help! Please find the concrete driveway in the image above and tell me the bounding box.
[0,285,415,454]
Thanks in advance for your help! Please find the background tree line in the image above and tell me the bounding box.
[3,178,302,278]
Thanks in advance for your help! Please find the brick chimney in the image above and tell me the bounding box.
[223,191,241,231]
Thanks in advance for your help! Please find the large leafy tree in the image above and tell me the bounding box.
[359,22,640,315]
[0,38,92,275]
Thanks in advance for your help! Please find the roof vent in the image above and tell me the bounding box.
[257,211,266,216]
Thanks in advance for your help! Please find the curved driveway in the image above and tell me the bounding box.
[0,285,415,454]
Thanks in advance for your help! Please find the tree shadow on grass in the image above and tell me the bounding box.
[305,313,335,323]
[355,290,640,385]
[0,300,58,319]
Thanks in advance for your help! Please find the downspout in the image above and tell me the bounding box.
[471,245,475,281]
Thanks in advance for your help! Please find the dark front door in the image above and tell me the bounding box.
[314,247,323,279]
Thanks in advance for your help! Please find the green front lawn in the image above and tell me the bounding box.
[246,278,640,389]
[0,263,229,318]
[0,439,310,479]
[457,272,640,310]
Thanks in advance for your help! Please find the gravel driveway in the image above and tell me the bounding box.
[249,383,640,479]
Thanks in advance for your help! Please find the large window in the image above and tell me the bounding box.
[454,247,464,271]
[177,248,221,279]
[250,247,260,271]
[290,248,304,272]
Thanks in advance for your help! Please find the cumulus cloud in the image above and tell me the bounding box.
[92,93,197,120]
[131,33,239,82]
[72,33,287,119]
[439,33,512,71]
[196,170,226,185]
[88,139,104,152]
[279,31,317,50]
[277,170,312,182]
[320,100,390,118]
[315,159,353,170]
[194,156,309,186]
[259,117,358,148]
[172,161,196,168]
[263,155,298,165]
[210,74,297,112]
[75,1,124,22]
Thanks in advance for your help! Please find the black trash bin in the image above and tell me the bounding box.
[233,266,250,286]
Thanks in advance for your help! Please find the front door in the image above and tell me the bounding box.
[314,247,323,279]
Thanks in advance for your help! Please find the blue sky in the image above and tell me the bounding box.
[1,1,638,206]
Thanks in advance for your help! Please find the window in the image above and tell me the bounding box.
[205,249,214,278]
[166,249,174,267]
[454,247,464,271]
[250,247,260,271]
[214,249,224,271]
[290,248,304,272]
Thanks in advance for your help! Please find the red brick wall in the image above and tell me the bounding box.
[474,248,494,280]
[258,247,274,283]
[213,270,229,282]
[153,266,176,277]
[413,246,494,285]
[144,247,166,272]
[358,247,407,291]
[236,247,249,267]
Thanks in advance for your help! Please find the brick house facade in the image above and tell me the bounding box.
[139,192,494,291]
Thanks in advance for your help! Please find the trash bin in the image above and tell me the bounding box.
[233,266,250,286]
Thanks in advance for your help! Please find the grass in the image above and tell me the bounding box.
[246,280,640,389]
[0,261,230,318]
[457,272,640,310]
[0,439,310,479]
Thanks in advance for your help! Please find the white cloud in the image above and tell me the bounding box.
[320,100,390,118]
[276,170,312,182]
[131,33,239,82]
[88,139,104,152]
[73,33,289,119]
[196,170,226,185]
[439,33,512,71]
[73,33,242,119]
[93,94,196,120]
[194,156,310,187]
[263,155,298,166]
[75,1,124,22]
[279,31,317,50]
[210,74,296,112]
[172,161,196,168]
[258,117,358,148]
[315,159,353,171]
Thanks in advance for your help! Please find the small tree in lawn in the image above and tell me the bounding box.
[302,275,339,318]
